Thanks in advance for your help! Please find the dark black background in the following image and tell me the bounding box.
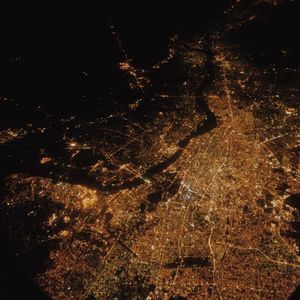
[1,1,232,130]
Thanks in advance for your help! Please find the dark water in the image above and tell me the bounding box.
[2,1,299,129]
